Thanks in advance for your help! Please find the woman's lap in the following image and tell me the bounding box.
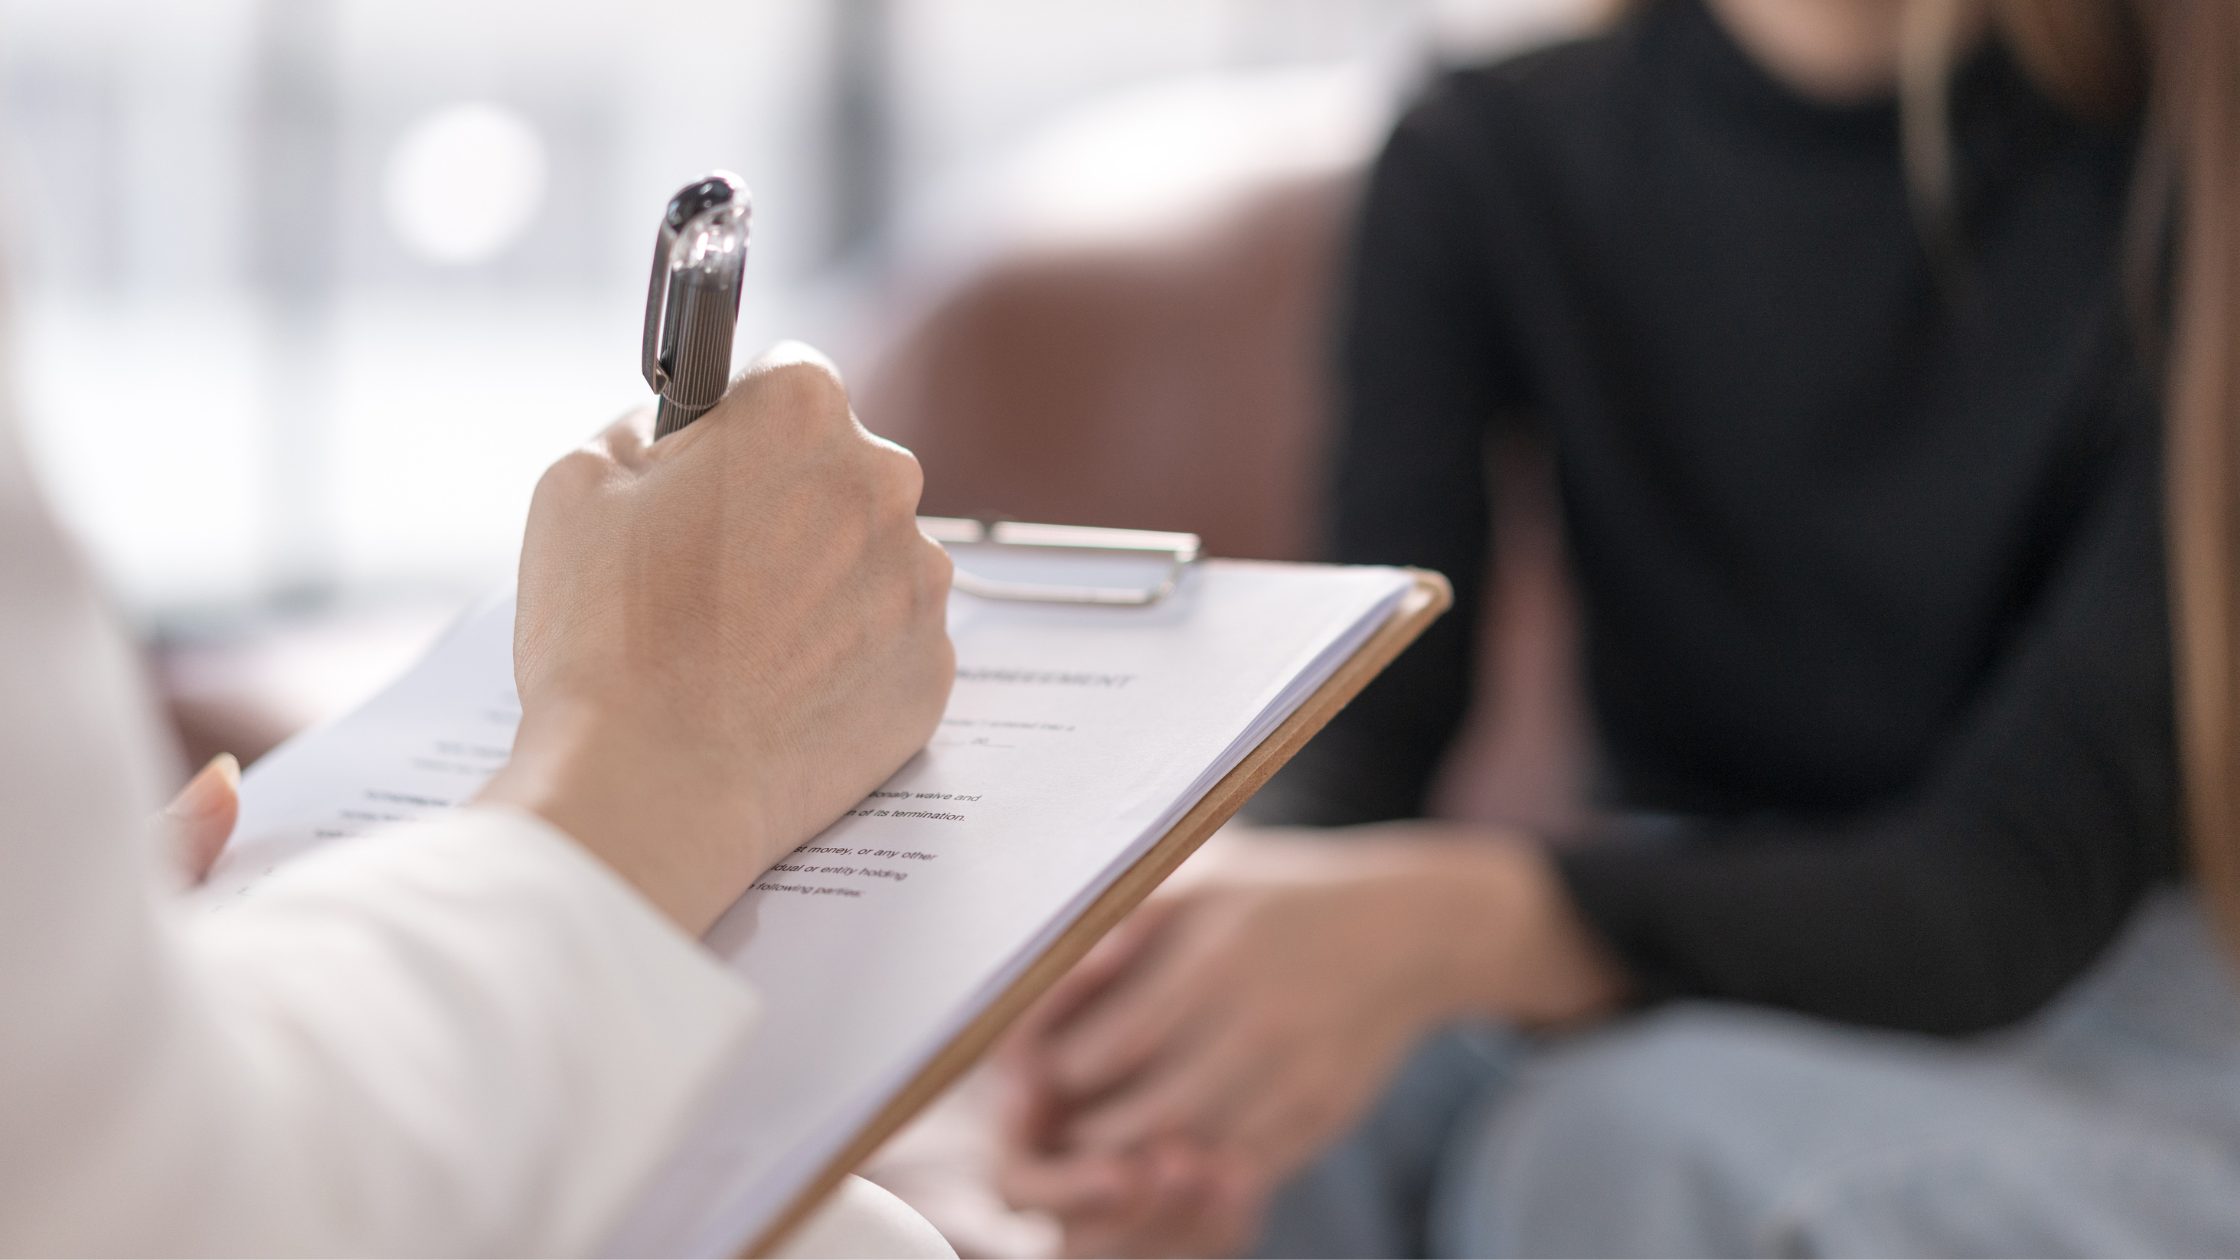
[1258,891,2240,1258]
[1440,1003,2240,1257]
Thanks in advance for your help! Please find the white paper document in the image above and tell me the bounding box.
[200,558,1415,1256]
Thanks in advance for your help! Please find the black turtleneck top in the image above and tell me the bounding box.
[1252,0,2183,1033]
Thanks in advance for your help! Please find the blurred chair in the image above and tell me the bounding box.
[855,67,1592,1258]
[867,170,1347,564]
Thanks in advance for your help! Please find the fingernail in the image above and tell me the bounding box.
[164,753,240,821]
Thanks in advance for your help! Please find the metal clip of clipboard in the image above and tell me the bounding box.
[918,516,1202,606]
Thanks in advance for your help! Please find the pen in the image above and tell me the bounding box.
[642,171,751,438]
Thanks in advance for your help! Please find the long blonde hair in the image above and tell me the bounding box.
[1919,0,2240,960]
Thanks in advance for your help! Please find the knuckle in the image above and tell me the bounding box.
[861,439,924,520]
[919,533,955,593]
[926,634,958,699]
[758,357,851,419]
[603,406,655,451]
[886,440,927,499]
[534,448,605,503]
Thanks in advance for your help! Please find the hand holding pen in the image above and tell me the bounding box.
[485,167,953,934]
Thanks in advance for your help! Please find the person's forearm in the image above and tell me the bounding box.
[1551,807,2170,1033]
[1324,830,1632,1031]
[1415,838,1633,1028]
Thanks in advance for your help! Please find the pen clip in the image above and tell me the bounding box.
[641,219,681,395]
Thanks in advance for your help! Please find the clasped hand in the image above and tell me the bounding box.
[995,825,1625,1258]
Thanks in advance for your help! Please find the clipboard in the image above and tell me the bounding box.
[747,563,1452,1257]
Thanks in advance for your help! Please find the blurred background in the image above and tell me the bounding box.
[3,0,1592,763]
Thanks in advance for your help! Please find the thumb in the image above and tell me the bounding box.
[160,753,240,884]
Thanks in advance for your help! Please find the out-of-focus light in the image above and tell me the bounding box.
[998,66,1386,241]
[381,102,548,265]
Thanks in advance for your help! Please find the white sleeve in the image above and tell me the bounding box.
[0,429,759,1256]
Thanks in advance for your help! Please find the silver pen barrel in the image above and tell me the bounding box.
[653,269,741,436]
[642,171,751,439]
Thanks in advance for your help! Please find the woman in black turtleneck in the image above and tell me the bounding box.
[995,1,2240,1255]
[1284,0,2170,1033]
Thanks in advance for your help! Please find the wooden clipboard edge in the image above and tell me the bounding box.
[745,567,1453,1258]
